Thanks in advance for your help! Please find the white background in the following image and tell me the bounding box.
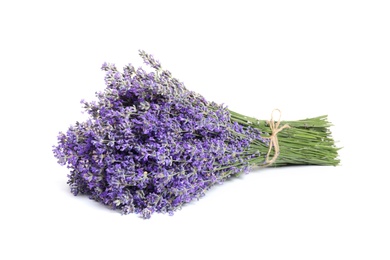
[1,1,389,259]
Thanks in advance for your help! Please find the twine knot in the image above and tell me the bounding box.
[264,109,290,167]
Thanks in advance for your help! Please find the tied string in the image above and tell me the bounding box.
[263,109,290,167]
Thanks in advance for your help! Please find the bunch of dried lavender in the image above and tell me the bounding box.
[53,51,339,218]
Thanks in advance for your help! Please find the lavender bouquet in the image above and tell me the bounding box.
[53,51,339,218]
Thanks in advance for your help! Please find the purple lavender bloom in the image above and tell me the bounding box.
[53,51,267,218]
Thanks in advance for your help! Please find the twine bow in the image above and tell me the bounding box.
[263,109,290,167]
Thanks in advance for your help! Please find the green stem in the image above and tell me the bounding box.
[229,110,340,167]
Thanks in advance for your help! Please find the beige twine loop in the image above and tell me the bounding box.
[263,109,290,167]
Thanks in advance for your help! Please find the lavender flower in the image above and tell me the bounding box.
[53,50,339,218]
